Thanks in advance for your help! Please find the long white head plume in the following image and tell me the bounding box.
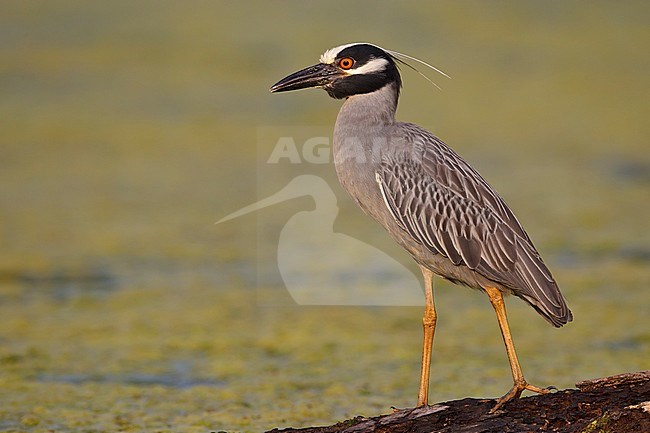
[385,49,451,79]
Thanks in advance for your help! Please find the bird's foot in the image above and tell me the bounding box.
[489,381,553,413]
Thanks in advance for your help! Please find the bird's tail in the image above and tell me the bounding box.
[513,241,573,327]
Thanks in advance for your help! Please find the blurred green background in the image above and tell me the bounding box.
[0,1,648,432]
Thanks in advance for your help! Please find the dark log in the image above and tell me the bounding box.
[266,371,649,433]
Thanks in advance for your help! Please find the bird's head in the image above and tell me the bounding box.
[270,43,402,99]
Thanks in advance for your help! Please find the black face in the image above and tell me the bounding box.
[270,43,402,99]
[325,44,401,99]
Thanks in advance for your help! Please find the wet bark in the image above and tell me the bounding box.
[266,371,649,433]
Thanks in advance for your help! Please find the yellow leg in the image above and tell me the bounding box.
[417,266,437,407]
[485,286,551,412]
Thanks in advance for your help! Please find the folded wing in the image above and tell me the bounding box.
[376,125,572,327]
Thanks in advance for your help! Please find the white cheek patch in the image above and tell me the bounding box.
[345,57,389,75]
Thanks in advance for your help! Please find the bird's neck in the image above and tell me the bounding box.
[332,82,400,222]
[336,82,399,129]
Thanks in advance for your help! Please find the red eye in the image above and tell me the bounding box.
[338,57,354,70]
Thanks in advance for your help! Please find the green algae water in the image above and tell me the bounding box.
[0,2,648,432]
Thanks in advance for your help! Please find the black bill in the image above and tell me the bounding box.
[270,63,341,93]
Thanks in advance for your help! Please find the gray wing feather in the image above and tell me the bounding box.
[376,123,572,327]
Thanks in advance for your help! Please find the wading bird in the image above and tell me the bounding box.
[270,43,572,411]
